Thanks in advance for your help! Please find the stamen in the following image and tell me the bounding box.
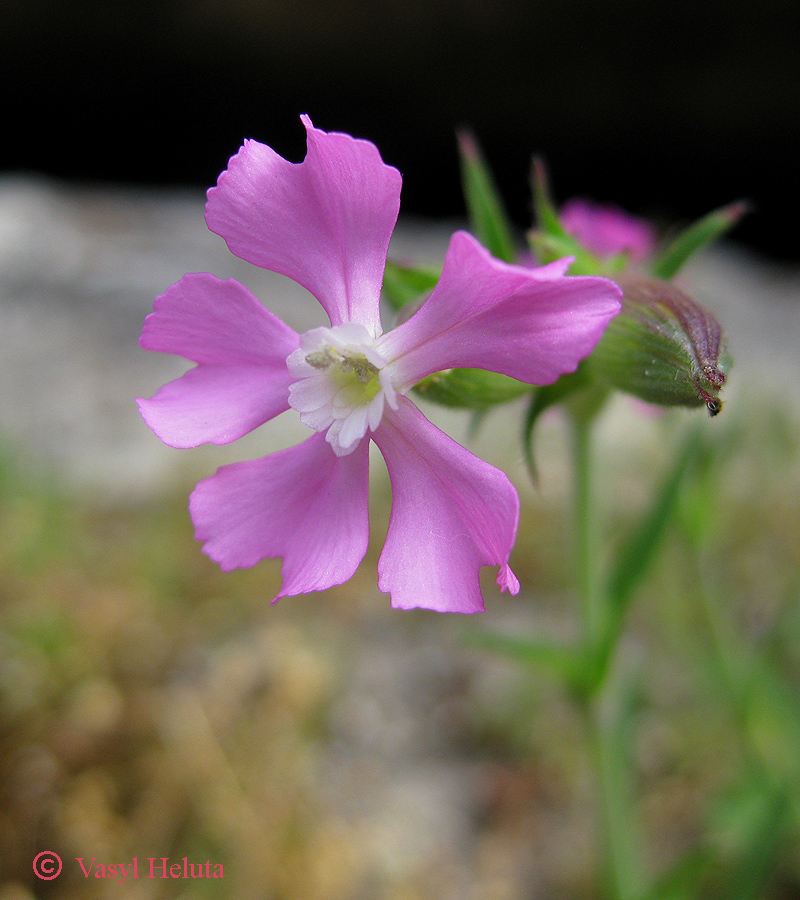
[339,355,379,383]
[304,345,380,384]
[306,349,336,370]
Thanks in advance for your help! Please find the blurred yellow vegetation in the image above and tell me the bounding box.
[0,397,798,899]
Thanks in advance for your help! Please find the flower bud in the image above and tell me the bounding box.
[588,276,727,415]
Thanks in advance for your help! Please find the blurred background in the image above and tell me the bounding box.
[2,0,799,260]
[1,1,799,899]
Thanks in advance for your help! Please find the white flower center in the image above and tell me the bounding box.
[287,324,398,456]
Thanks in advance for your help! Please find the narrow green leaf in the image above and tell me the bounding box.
[603,425,702,634]
[457,130,518,263]
[639,850,715,900]
[461,626,587,685]
[712,781,788,900]
[641,779,788,900]
[458,131,517,264]
[738,656,800,794]
[650,201,749,280]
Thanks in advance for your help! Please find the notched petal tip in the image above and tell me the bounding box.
[374,398,520,614]
[497,564,520,595]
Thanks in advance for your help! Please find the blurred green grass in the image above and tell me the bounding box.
[0,397,798,900]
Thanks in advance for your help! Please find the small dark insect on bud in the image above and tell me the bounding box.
[588,276,728,414]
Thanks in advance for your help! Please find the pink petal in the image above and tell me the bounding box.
[190,433,370,598]
[205,115,402,336]
[378,231,622,391]
[137,274,299,447]
[372,397,520,613]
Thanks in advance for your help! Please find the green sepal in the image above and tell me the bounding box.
[526,232,610,276]
[530,156,567,240]
[457,130,517,263]
[382,259,441,313]
[527,157,612,275]
[650,200,749,280]
[413,368,529,410]
[588,309,706,408]
[587,276,728,414]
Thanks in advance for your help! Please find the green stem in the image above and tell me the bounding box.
[571,415,603,645]
[570,412,643,900]
[581,685,645,900]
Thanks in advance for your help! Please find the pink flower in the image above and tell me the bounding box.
[137,116,622,613]
[560,198,657,262]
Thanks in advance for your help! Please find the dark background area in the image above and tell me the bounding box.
[2,0,798,260]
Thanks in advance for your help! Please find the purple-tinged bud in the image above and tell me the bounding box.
[588,276,728,415]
